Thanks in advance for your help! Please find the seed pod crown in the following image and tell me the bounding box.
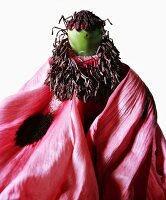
[67,10,105,31]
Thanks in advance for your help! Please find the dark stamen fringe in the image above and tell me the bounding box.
[66,10,105,31]
[45,28,122,103]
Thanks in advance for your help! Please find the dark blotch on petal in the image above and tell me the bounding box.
[15,114,54,147]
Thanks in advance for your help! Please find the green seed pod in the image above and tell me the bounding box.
[68,28,102,56]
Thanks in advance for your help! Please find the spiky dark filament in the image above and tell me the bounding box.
[45,28,122,102]
[66,10,105,31]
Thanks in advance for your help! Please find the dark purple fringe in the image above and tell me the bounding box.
[45,31,122,102]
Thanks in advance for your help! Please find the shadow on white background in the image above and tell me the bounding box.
[0,0,165,136]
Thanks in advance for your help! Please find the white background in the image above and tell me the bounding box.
[0,0,165,136]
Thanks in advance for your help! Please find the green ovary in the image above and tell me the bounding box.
[68,29,102,56]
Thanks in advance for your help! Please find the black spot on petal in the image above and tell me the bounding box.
[15,114,54,147]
